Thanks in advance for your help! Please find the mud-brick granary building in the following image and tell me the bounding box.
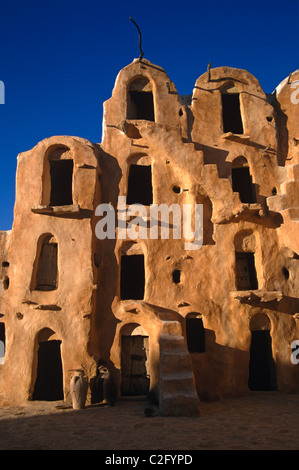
[0,58,298,415]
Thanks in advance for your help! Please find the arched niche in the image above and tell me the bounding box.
[221,83,244,134]
[234,230,258,290]
[42,145,73,206]
[127,76,155,121]
[231,156,256,203]
[126,154,153,206]
[31,234,58,291]
[120,242,145,300]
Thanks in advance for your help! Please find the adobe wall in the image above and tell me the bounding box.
[0,136,100,404]
[95,59,299,400]
[0,59,298,407]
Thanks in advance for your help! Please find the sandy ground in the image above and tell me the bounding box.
[0,391,298,451]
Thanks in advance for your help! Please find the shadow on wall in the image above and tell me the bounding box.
[89,146,122,372]
[271,90,289,166]
[190,329,249,401]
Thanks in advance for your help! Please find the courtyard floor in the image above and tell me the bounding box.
[0,391,298,451]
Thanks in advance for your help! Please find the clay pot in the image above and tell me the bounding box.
[69,369,88,410]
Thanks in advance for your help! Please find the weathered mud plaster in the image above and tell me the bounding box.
[0,59,298,416]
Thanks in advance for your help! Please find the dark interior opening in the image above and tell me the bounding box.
[33,340,64,401]
[50,159,73,206]
[120,254,145,300]
[232,167,256,203]
[127,91,155,121]
[121,335,150,396]
[235,252,258,290]
[222,93,244,134]
[127,164,153,206]
[35,238,58,291]
[172,269,181,284]
[186,317,205,353]
[248,330,277,391]
[172,186,181,194]
[0,323,5,363]
[282,267,290,280]
[3,276,9,290]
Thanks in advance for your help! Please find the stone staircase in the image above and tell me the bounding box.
[158,326,200,417]
[267,163,299,220]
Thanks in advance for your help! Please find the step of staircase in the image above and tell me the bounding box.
[159,333,200,417]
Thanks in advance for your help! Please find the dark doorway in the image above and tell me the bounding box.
[222,93,244,134]
[248,330,277,391]
[121,335,150,396]
[50,159,73,206]
[186,317,205,353]
[120,254,145,300]
[33,340,64,401]
[127,91,155,121]
[235,252,258,290]
[127,164,153,206]
[232,167,256,203]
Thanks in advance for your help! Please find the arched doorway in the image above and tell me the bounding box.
[32,328,64,401]
[185,313,206,353]
[248,314,277,391]
[120,324,150,396]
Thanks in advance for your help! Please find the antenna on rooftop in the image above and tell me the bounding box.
[130,17,144,62]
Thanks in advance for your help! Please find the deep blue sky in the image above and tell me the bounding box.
[0,0,298,230]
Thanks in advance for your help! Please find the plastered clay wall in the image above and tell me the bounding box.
[0,59,298,413]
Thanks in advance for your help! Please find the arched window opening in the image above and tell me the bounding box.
[127,163,153,206]
[235,252,258,290]
[248,314,277,391]
[120,244,145,300]
[33,235,58,291]
[234,231,258,291]
[50,160,73,206]
[46,146,73,206]
[127,77,155,121]
[221,84,244,134]
[0,323,5,364]
[186,314,205,353]
[231,156,256,203]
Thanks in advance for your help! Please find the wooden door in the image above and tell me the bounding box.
[121,335,150,396]
[36,239,58,291]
